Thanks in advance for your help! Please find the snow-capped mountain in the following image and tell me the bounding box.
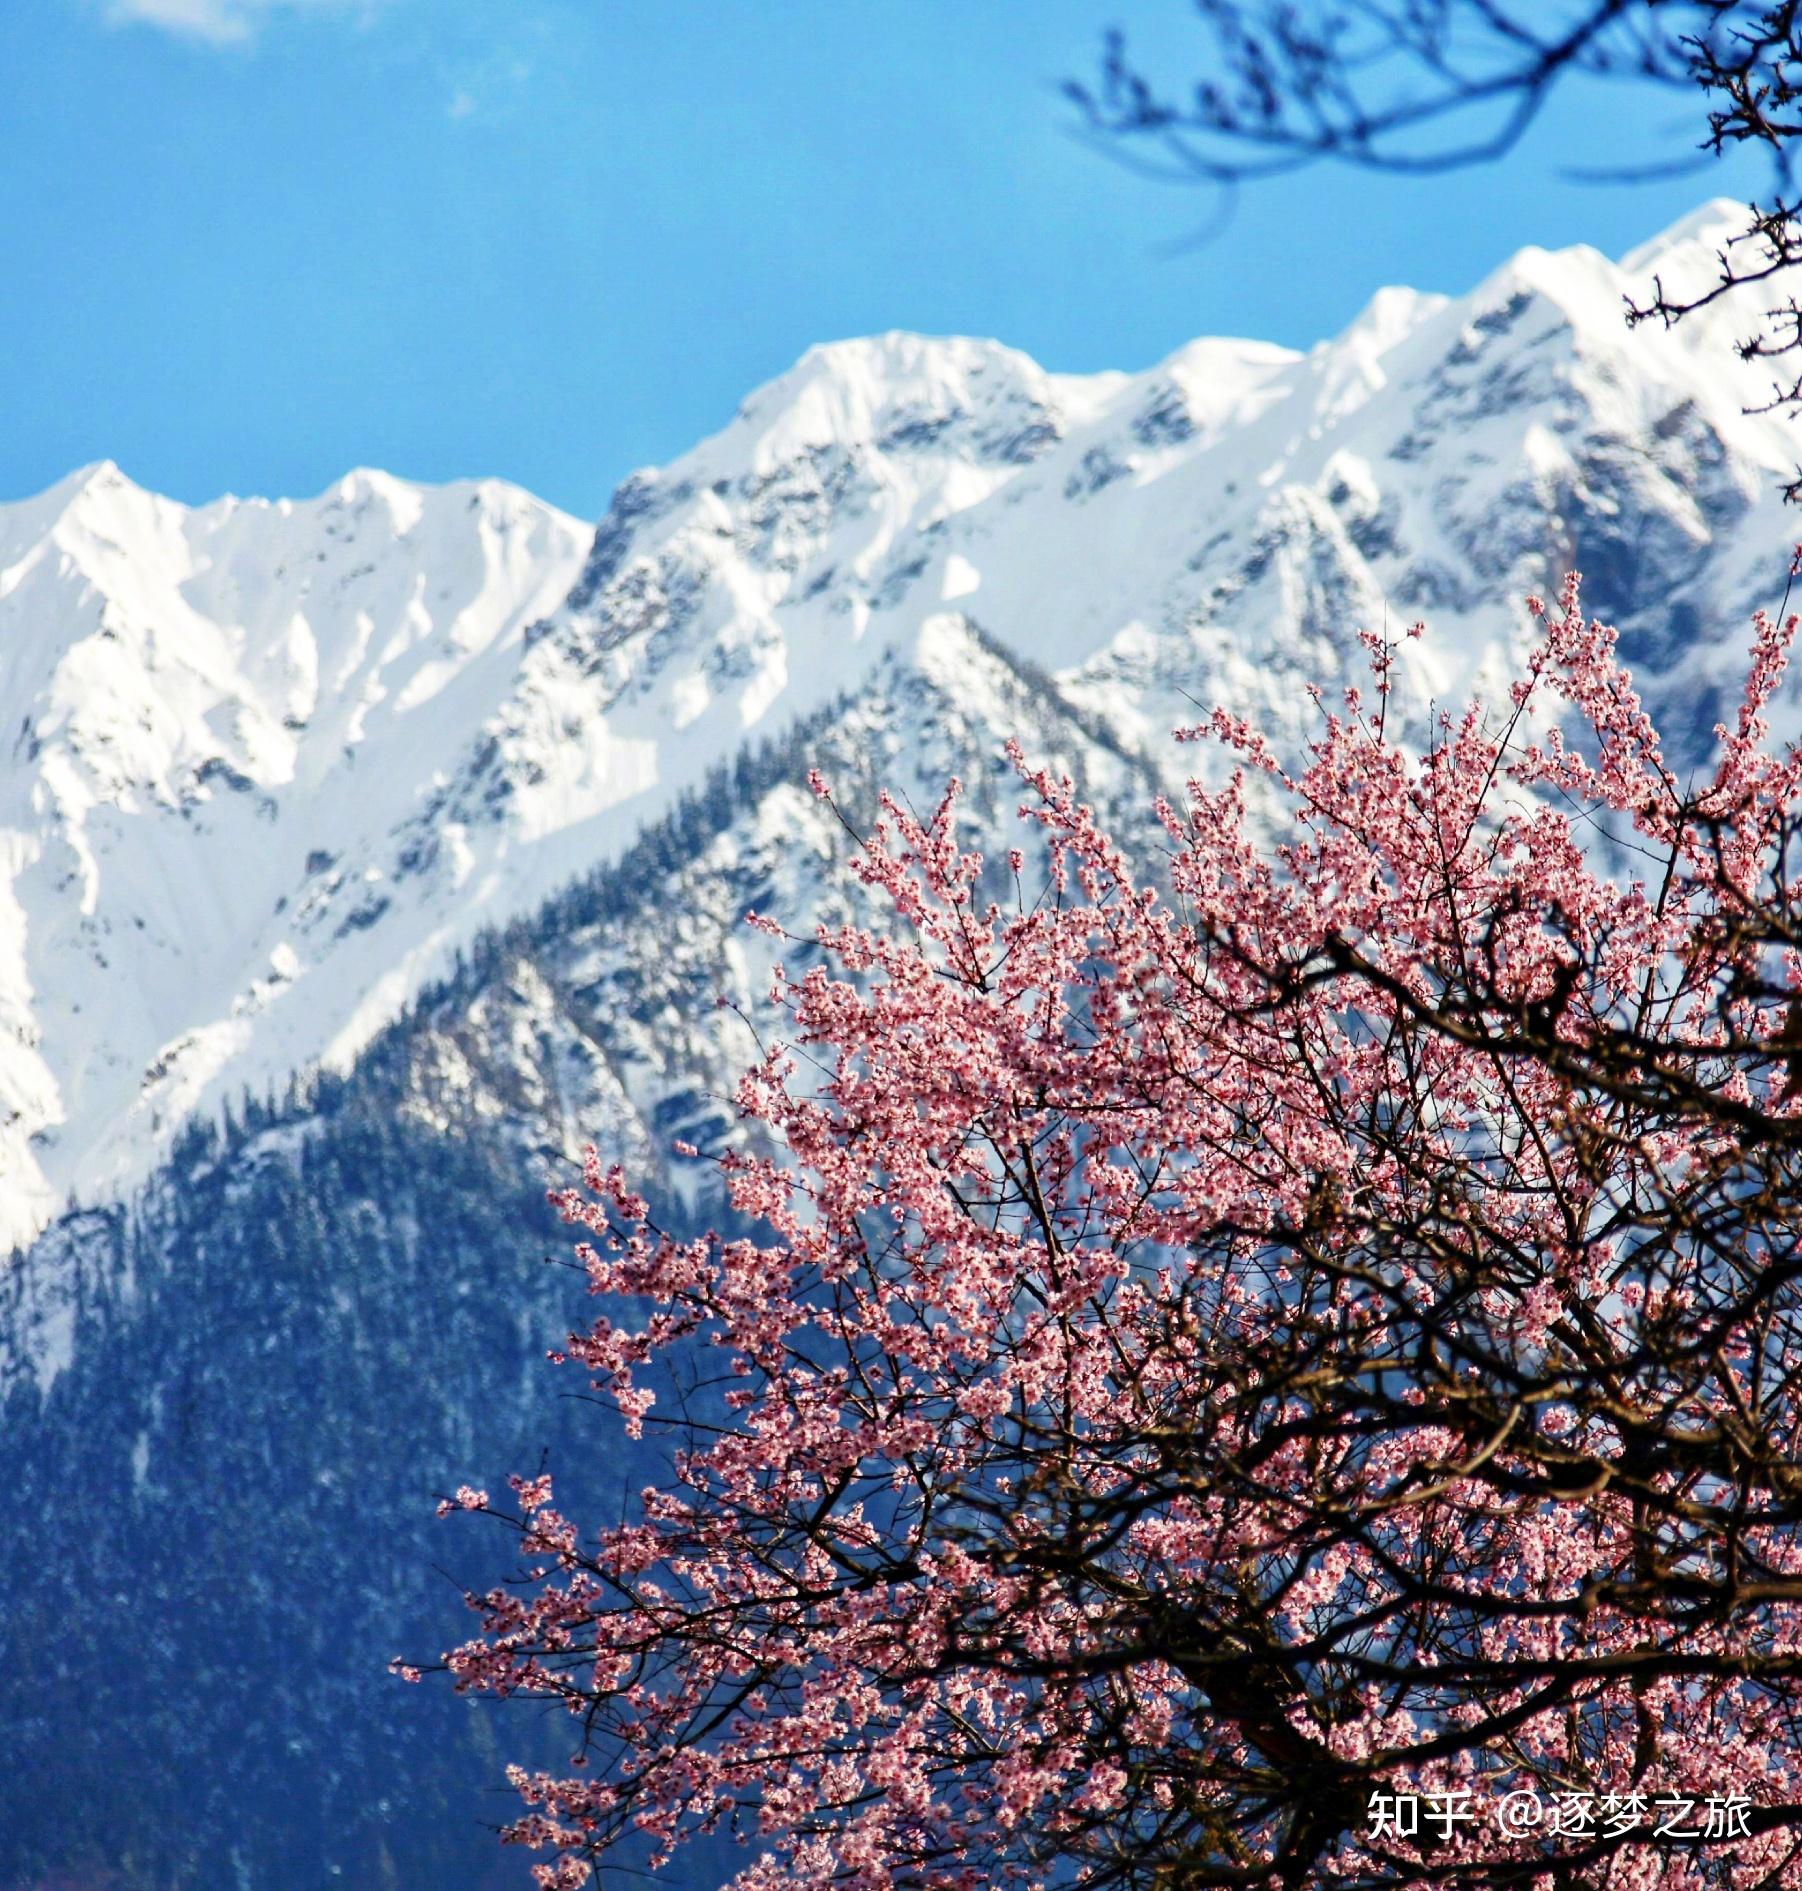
[1,197,1790,1256]
[0,468,590,1250]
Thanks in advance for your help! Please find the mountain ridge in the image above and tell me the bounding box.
[0,198,1790,1262]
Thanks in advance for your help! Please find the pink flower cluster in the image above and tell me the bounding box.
[436,574,1802,1889]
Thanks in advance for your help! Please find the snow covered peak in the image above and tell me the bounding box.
[660,330,1075,505]
[7,456,133,522]
[1327,284,1449,358]
[1,461,176,593]
[1620,196,1751,279]
[3,200,1794,1257]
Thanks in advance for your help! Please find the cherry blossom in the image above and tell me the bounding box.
[435,571,1802,1890]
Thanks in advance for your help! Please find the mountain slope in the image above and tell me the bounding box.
[0,610,1147,1891]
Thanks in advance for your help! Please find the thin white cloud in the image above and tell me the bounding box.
[100,0,389,44]
[95,0,549,125]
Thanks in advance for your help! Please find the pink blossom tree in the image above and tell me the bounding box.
[428,571,1802,1889]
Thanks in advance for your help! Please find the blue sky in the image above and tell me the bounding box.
[1,0,1769,518]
